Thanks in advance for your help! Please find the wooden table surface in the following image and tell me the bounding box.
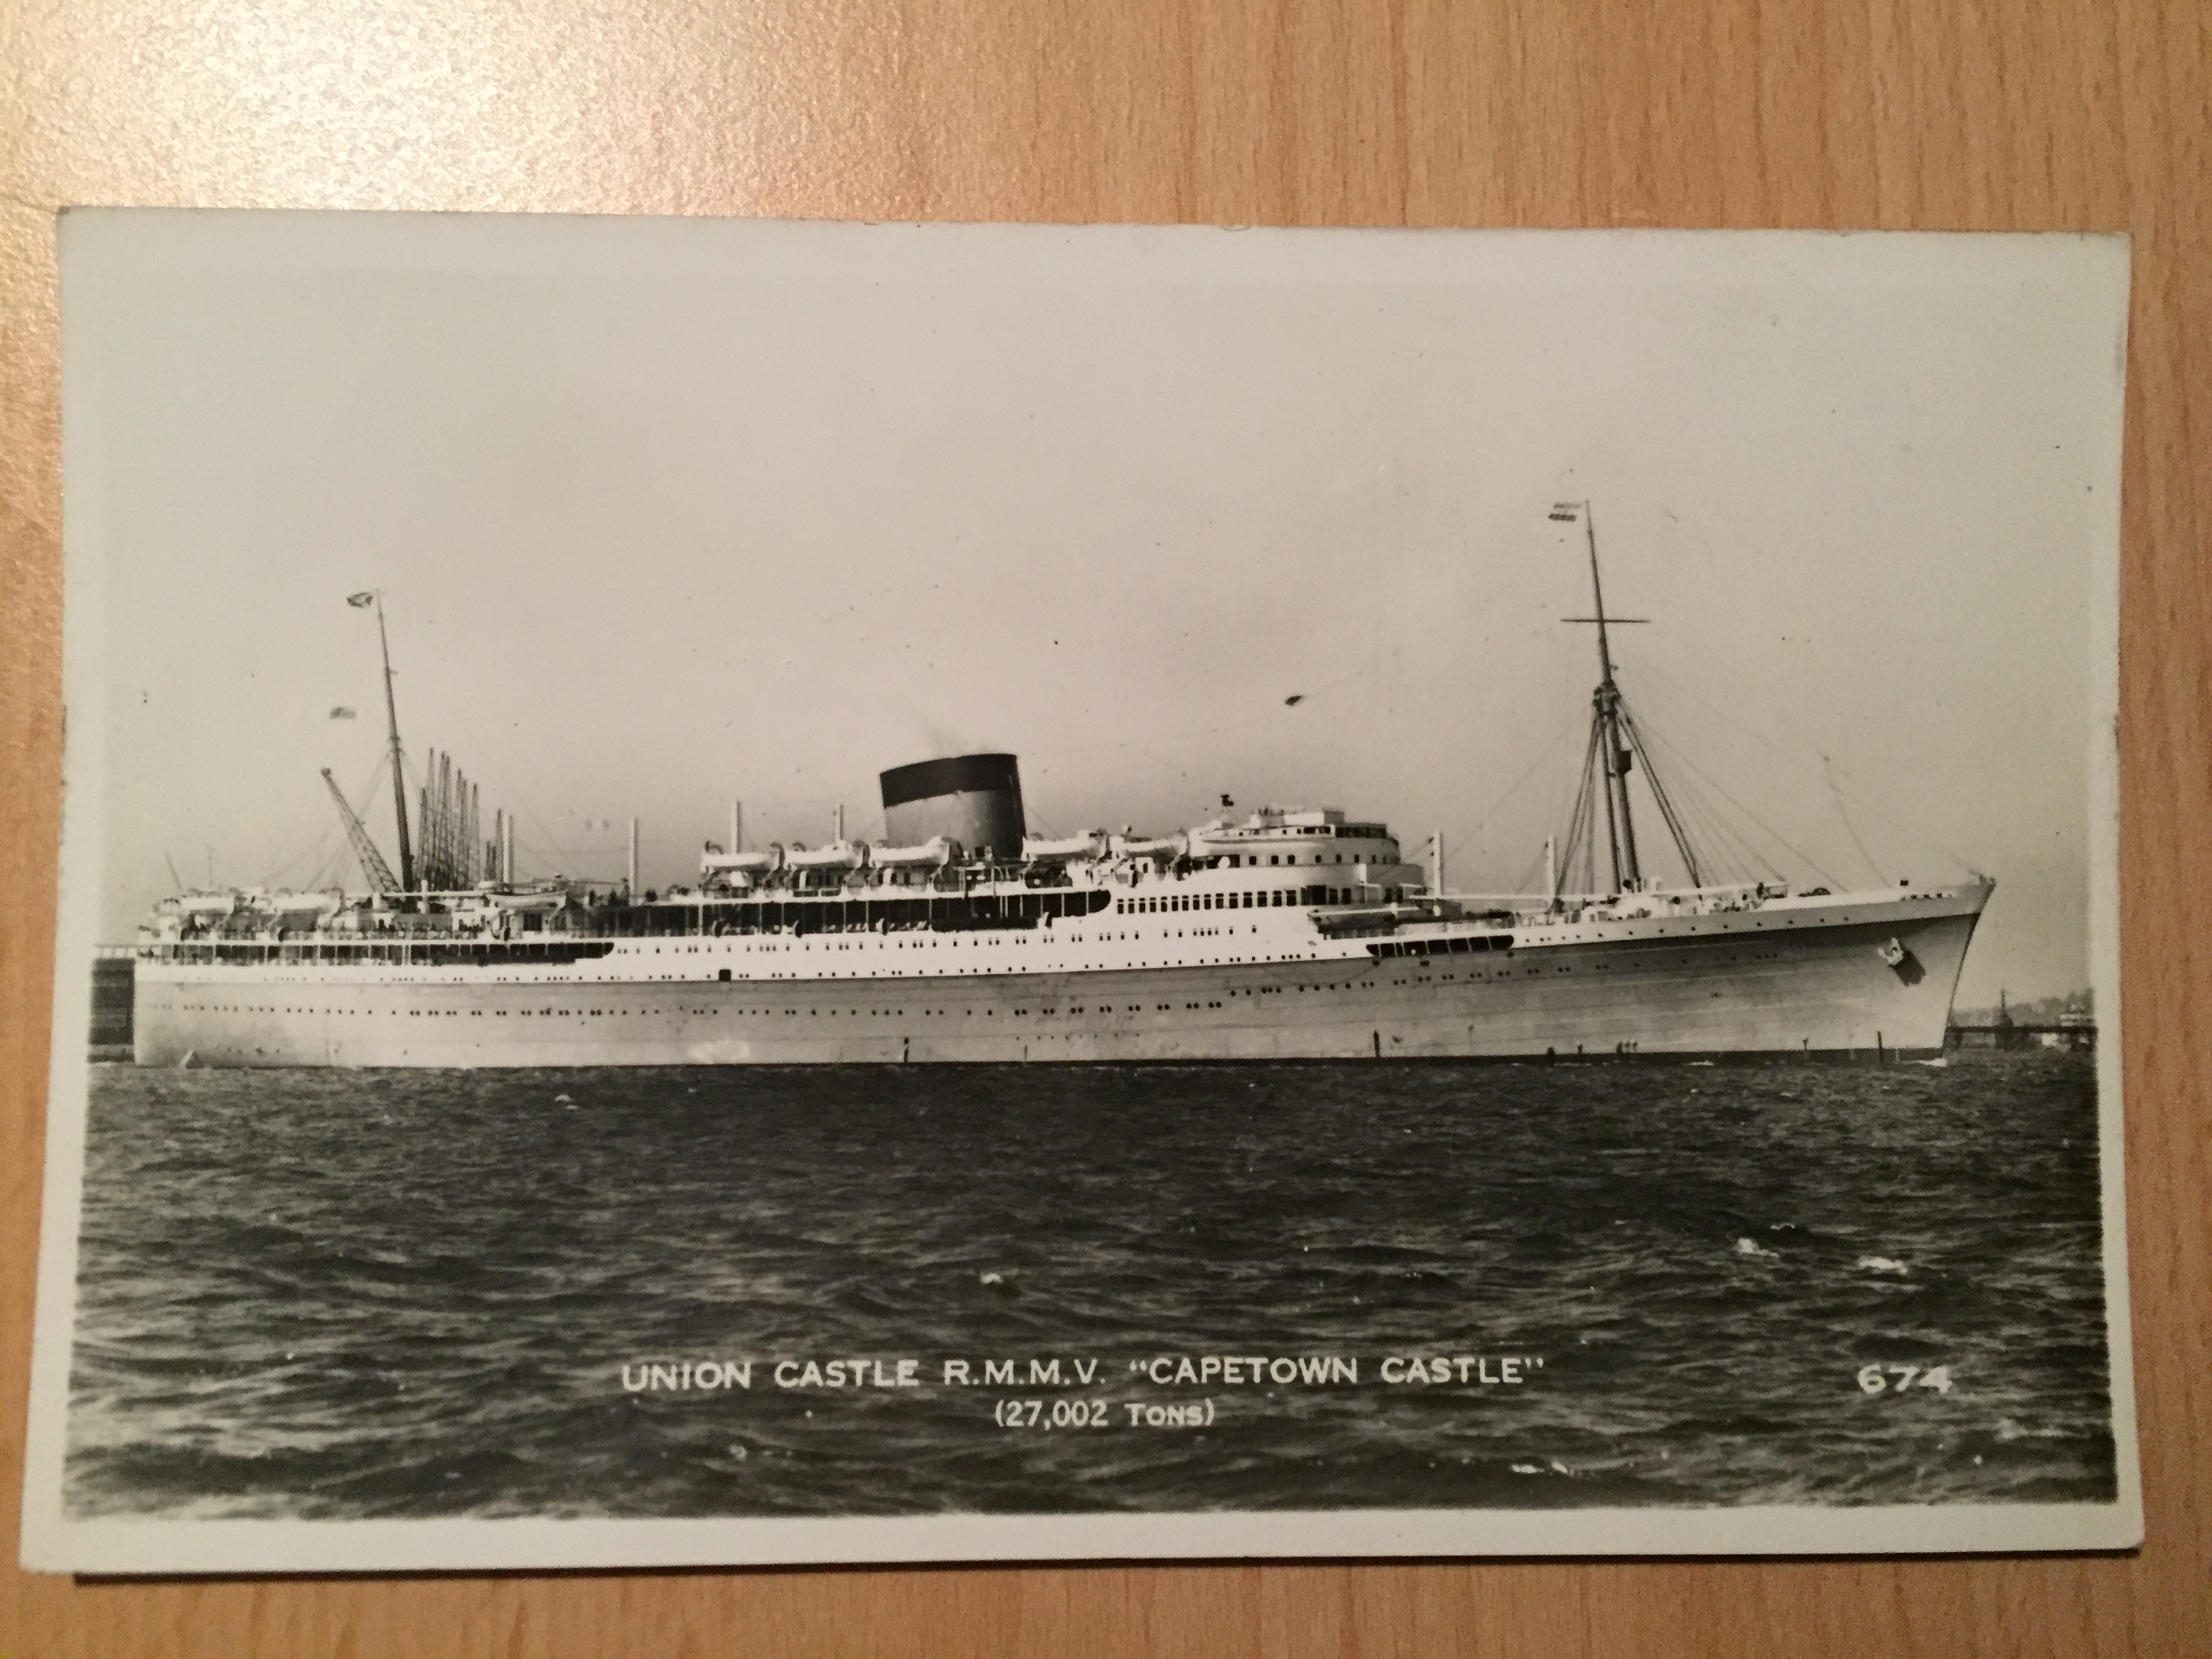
[2,3,2205,1653]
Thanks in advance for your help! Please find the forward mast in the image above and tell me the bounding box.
[1551,502,1704,897]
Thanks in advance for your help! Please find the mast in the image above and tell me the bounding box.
[371,593,416,894]
[1554,503,1642,893]
[1557,504,1645,889]
[1551,504,1706,895]
[1584,504,1642,891]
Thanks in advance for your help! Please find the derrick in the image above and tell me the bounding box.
[321,767,400,894]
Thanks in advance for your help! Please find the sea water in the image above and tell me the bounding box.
[62,1052,2115,1519]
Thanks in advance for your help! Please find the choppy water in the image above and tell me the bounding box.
[64,1053,2115,1520]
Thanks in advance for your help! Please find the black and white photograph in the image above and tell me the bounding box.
[24,212,2134,1572]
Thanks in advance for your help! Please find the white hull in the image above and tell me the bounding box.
[133,882,1988,1067]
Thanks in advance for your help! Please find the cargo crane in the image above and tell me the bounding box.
[321,768,400,895]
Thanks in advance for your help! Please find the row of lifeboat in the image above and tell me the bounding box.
[697,829,1193,884]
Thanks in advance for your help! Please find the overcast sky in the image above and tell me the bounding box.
[60,214,2125,1005]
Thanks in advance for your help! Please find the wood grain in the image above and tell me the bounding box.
[2,2,2204,1652]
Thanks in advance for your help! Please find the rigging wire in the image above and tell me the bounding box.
[1431,644,1593,885]
[1637,727,1790,884]
[1595,705,1768,887]
[1824,754,1889,884]
[259,822,342,891]
[1637,720,1841,888]
[1555,720,1602,896]
[260,752,390,893]
[1664,760,1782,885]
[1507,843,1544,895]
[1614,705,1705,886]
[1442,691,1589,876]
[322,753,400,890]
[1623,651,1983,878]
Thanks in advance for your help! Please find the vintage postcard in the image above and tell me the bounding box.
[24,213,2135,1572]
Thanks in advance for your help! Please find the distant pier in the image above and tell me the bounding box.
[1946,1016,2096,1054]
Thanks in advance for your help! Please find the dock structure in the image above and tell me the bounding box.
[1946,1017,2096,1053]
[89,948,135,1061]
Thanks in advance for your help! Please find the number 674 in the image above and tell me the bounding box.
[1858,1364,1953,1395]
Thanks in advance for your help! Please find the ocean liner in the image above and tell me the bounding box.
[122,508,1990,1068]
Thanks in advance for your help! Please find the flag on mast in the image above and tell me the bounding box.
[329,707,357,719]
[346,591,375,607]
[1549,504,1580,521]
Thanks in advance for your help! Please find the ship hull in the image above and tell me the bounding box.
[131,886,1986,1068]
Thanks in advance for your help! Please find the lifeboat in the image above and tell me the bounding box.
[1110,832,1188,861]
[261,891,344,921]
[701,846,783,875]
[486,888,568,912]
[872,836,958,868]
[783,840,869,872]
[1022,830,1108,863]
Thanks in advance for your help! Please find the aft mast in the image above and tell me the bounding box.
[350,590,416,894]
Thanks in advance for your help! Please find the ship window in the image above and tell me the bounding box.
[1269,855,1279,865]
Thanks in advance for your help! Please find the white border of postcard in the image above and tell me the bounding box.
[23,216,2138,1572]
